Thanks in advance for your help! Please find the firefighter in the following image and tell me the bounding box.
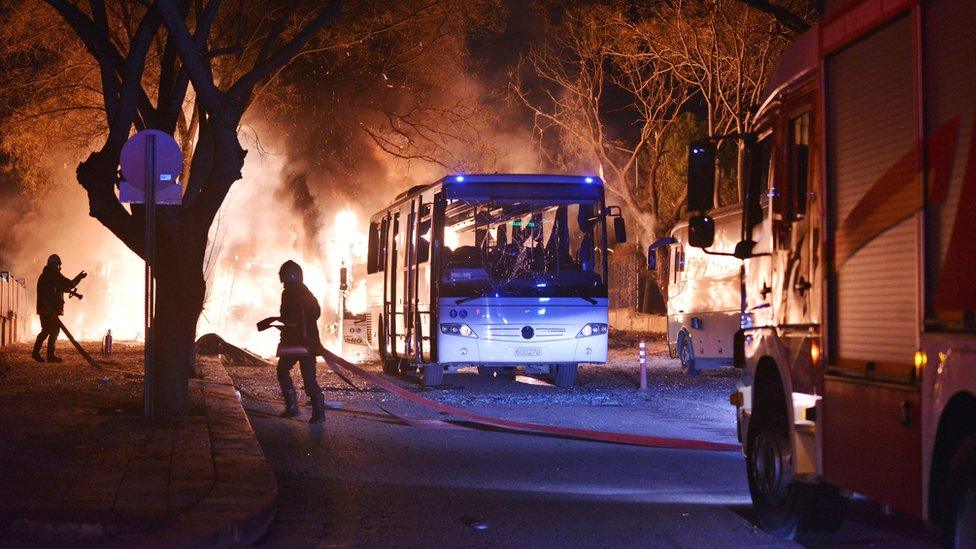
[32,254,86,363]
[258,260,326,424]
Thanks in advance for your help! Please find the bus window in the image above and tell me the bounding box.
[789,112,811,219]
[392,213,401,268]
[379,217,389,271]
[673,245,685,284]
[439,197,608,299]
[367,221,382,273]
[417,204,432,264]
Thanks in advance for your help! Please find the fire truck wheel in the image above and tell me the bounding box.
[677,331,699,376]
[942,436,976,547]
[551,364,578,387]
[421,364,444,387]
[747,404,846,539]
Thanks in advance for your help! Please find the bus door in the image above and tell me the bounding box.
[413,200,435,362]
[386,211,401,357]
[403,200,418,359]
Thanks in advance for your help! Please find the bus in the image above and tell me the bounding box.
[666,204,742,375]
[365,174,626,387]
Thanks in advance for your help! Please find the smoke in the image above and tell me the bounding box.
[0,152,145,342]
[0,7,554,357]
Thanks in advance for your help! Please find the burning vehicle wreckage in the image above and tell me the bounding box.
[198,173,627,389]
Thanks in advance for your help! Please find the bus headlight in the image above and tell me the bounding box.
[440,323,478,338]
[576,323,608,338]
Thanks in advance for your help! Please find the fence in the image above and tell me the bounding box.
[0,272,31,347]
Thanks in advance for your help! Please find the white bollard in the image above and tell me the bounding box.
[639,340,648,391]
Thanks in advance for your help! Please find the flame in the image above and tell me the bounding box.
[193,153,371,357]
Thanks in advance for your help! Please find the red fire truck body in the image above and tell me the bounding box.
[697,0,976,540]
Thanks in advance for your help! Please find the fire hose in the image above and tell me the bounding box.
[57,318,103,371]
[314,348,741,453]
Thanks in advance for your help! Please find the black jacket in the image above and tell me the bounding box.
[36,266,82,316]
[279,282,323,352]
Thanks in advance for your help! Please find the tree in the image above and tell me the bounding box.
[510,4,690,243]
[0,0,342,418]
[0,0,506,417]
[652,0,805,203]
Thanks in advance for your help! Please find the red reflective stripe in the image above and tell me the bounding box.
[834,148,917,268]
[320,350,741,453]
[834,117,961,268]
[934,113,976,313]
[927,118,961,205]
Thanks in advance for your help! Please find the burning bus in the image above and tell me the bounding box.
[365,174,627,387]
[684,0,976,542]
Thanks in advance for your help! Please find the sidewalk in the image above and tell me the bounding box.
[0,342,276,545]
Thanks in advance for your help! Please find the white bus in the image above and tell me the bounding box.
[666,204,743,375]
[365,174,626,386]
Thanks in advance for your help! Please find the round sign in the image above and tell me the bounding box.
[119,129,183,192]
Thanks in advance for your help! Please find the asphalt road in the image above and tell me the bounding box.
[234,349,938,548]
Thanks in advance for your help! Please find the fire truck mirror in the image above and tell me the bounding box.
[688,215,715,248]
[613,216,627,244]
[687,141,716,212]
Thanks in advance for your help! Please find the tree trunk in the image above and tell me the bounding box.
[737,139,748,203]
[149,227,208,418]
[75,119,245,420]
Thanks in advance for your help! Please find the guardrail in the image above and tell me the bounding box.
[0,271,31,347]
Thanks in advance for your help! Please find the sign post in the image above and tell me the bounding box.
[119,130,183,421]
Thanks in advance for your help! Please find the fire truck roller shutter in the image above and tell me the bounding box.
[826,14,919,372]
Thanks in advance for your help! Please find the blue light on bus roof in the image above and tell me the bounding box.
[454,175,465,182]
[584,177,594,183]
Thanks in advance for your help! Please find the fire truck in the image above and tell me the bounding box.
[684,0,976,542]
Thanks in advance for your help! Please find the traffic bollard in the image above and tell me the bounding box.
[639,340,648,391]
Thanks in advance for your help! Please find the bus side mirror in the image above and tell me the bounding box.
[733,239,757,260]
[688,215,715,248]
[613,217,627,243]
[688,141,716,212]
[647,237,678,270]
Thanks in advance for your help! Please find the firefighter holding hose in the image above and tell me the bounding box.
[32,254,86,363]
[257,260,326,424]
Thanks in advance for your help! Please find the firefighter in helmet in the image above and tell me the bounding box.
[32,254,87,363]
[257,260,326,423]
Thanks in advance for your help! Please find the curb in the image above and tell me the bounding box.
[161,357,278,546]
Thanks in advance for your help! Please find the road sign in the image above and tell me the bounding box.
[118,129,185,420]
[119,129,183,205]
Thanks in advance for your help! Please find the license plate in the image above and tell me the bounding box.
[514,347,542,357]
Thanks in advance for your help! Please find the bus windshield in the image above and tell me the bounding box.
[440,197,608,300]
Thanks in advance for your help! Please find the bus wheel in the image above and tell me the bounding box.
[942,436,976,547]
[421,364,444,387]
[747,396,846,539]
[382,357,400,376]
[551,364,578,388]
[678,331,699,376]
